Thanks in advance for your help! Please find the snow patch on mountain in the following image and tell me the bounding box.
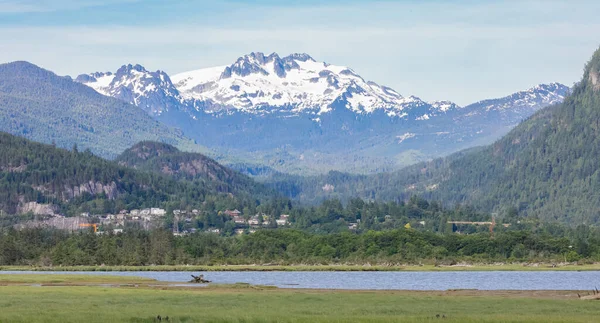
[76,64,185,116]
[75,72,114,96]
[170,52,447,117]
[468,83,569,113]
[430,101,461,113]
[397,132,416,143]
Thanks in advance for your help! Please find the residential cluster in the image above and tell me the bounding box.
[72,208,292,236]
[222,209,290,235]
[80,207,168,228]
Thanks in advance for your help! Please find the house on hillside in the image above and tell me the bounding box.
[248,216,260,226]
[150,208,166,216]
[233,215,246,224]
[224,209,242,217]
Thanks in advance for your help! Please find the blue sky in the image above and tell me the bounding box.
[0,0,598,105]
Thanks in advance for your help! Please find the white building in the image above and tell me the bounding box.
[150,208,166,216]
[248,216,260,226]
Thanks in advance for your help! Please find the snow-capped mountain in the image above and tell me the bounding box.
[76,64,186,116]
[458,83,570,125]
[170,52,445,118]
[76,52,569,174]
[471,83,568,112]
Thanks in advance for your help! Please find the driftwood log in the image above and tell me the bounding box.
[190,274,211,283]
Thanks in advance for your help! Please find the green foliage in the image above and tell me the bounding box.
[0,223,595,266]
[3,284,600,323]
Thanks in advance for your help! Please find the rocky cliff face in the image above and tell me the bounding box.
[17,201,57,215]
[62,181,118,201]
[590,69,599,91]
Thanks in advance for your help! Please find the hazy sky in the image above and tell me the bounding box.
[0,0,598,105]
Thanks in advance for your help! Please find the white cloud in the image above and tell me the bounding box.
[0,0,598,104]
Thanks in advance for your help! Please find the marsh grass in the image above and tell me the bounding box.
[0,278,597,323]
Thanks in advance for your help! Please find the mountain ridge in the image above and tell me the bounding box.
[115,141,273,197]
[75,53,569,174]
[0,61,202,159]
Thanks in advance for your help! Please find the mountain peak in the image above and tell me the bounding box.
[171,52,434,116]
[283,53,315,62]
[120,141,180,162]
[3,60,39,69]
[458,82,570,126]
[76,63,181,116]
[531,82,569,93]
[220,52,320,79]
[0,61,57,79]
[221,52,271,78]
[116,63,148,75]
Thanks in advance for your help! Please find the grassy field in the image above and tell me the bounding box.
[0,275,598,322]
[2,263,600,272]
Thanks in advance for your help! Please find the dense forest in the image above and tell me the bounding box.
[0,224,596,266]
[266,47,600,225]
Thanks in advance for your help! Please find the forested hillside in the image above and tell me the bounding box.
[269,47,600,225]
[0,132,271,216]
[0,61,200,159]
[115,141,274,197]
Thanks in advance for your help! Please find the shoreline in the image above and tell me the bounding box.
[2,263,600,272]
[0,274,594,298]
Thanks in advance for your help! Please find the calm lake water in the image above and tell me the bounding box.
[2,271,600,290]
